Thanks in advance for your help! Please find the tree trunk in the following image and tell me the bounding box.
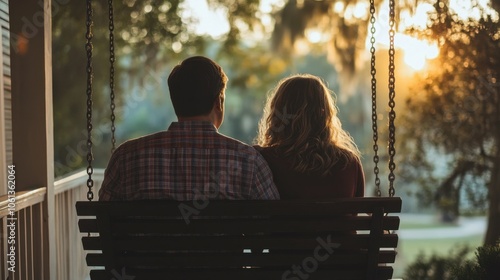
[437,161,472,223]
[485,148,500,245]
[485,83,500,246]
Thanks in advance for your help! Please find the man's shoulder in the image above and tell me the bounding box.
[114,131,168,153]
[215,134,257,154]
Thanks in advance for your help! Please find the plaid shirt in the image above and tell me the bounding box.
[99,121,279,201]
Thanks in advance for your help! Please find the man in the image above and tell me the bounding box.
[99,56,279,200]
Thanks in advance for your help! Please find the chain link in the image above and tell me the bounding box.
[108,0,116,153]
[388,0,397,197]
[85,0,94,201]
[369,0,381,197]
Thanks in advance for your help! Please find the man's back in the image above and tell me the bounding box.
[99,121,279,201]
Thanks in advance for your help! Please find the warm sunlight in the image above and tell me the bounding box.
[449,0,499,21]
[305,28,330,43]
[399,2,434,30]
[184,0,498,71]
[370,0,439,71]
[400,35,439,70]
[395,0,498,71]
[343,1,370,22]
[183,0,285,38]
[182,0,229,37]
[365,0,499,72]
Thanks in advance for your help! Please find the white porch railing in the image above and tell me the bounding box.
[0,169,104,280]
[0,187,46,279]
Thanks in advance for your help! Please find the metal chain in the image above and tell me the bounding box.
[108,0,116,153]
[387,0,397,197]
[369,0,381,197]
[85,0,94,201]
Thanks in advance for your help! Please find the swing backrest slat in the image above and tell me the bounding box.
[76,197,401,280]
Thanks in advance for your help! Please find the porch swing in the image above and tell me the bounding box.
[76,0,402,279]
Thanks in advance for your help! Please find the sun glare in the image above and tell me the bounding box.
[400,35,439,70]
[395,0,498,71]
[183,0,286,39]
[365,0,500,72]
[305,28,330,43]
[399,3,434,30]
[182,0,498,72]
[344,2,370,21]
[305,29,323,43]
[369,0,440,71]
[449,0,499,21]
[333,2,345,14]
[181,0,230,38]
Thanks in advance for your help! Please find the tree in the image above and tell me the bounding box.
[52,0,205,176]
[399,1,500,245]
[271,0,372,84]
[403,242,500,279]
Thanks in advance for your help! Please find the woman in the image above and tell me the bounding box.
[255,74,365,199]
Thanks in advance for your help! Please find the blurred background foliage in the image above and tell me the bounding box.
[403,241,500,280]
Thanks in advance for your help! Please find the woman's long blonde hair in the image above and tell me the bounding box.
[256,74,360,175]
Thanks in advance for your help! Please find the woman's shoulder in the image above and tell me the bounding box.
[253,145,276,155]
[321,152,362,176]
[342,153,363,170]
[253,145,290,167]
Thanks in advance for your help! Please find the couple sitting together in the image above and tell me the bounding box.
[99,56,365,201]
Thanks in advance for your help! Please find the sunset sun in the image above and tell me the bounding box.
[396,0,498,71]
[400,35,439,71]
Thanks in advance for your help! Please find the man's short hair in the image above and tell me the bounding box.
[168,56,228,117]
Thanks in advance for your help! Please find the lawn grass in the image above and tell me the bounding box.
[398,221,458,229]
[391,215,485,279]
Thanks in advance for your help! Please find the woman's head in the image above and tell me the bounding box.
[256,74,360,174]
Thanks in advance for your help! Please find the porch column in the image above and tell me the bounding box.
[0,19,5,197]
[10,0,55,279]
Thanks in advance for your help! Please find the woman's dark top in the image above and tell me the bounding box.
[254,146,365,199]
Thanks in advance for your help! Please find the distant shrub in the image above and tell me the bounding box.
[403,245,471,280]
[451,243,500,280]
[404,242,500,280]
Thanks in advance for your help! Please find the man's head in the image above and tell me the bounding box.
[168,56,228,125]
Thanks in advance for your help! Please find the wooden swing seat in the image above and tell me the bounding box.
[76,197,401,280]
